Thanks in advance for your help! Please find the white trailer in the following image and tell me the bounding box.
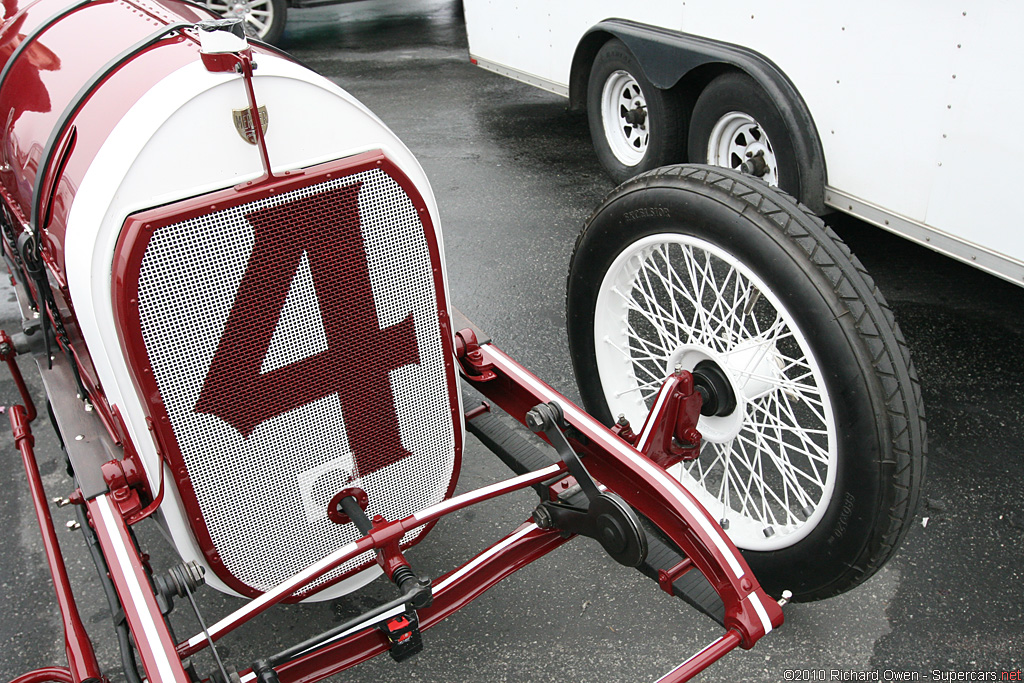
[464,0,1024,287]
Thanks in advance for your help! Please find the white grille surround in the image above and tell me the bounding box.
[125,163,459,597]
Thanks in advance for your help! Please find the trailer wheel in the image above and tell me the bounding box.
[587,39,686,183]
[688,71,799,198]
[566,165,925,601]
[205,0,287,44]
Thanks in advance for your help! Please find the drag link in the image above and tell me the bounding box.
[257,575,431,671]
[334,493,431,605]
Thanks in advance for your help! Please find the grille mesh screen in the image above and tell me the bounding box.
[134,168,456,594]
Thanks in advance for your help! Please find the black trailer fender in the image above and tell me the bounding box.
[570,19,827,213]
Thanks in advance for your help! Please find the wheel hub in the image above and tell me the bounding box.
[691,360,736,417]
[707,112,779,186]
[666,338,783,443]
[623,105,647,128]
[740,151,770,178]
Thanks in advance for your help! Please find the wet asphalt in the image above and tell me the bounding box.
[1,1,1022,681]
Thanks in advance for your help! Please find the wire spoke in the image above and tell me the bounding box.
[596,235,836,547]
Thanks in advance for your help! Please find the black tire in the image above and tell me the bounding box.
[566,165,926,601]
[688,71,801,199]
[206,0,287,45]
[587,39,686,183]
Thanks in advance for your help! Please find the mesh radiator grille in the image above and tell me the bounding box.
[129,165,457,595]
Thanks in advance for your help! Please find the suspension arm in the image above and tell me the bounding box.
[458,341,784,651]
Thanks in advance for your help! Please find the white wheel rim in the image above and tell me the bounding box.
[706,112,779,187]
[593,234,837,551]
[205,0,276,39]
[601,70,649,167]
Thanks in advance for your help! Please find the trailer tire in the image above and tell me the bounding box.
[587,39,686,183]
[688,71,800,198]
[566,165,926,601]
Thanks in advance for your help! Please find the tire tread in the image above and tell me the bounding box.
[568,164,926,600]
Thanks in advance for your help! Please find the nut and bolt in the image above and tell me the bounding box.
[532,506,553,529]
[525,408,546,432]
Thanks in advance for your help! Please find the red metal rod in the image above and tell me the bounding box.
[654,630,743,682]
[85,494,191,683]
[1,329,37,421]
[179,462,565,658]
[9,406,102,682]
[238,52,276,182]
[253,523,571,683]
[10,667,75,683]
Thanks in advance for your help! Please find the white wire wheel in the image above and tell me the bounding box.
[205,0,287,44]
[567,165,925,601]
[593,231,836,551]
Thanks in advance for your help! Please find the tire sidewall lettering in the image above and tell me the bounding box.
[568,167,921,600]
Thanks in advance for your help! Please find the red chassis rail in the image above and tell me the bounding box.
[4,333,782,683]
[456,338,784,650]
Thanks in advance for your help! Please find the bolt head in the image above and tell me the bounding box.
[525,409,545,432]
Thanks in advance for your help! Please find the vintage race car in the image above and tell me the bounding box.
[0,0,924,681]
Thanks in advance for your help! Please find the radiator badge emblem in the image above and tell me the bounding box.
[232,105,269,144]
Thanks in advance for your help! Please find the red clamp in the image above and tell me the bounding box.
[101,459,145,521]
[635,369,703,469]
[454,328,496,381]
[378,611,423,662]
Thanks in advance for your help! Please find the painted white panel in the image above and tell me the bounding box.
[462,0,1024,280]
[464,0,556,83]
[465,0,681,86]
[926,3,1024,266]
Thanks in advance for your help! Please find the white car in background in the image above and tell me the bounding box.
[203,0,365,44]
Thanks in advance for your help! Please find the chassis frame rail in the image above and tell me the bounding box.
[4,328,782,683]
